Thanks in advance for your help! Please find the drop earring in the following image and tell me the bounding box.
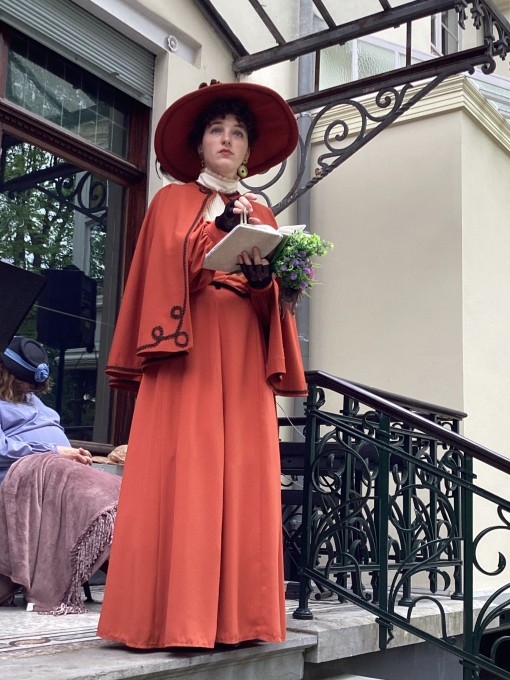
[237,158,249,179]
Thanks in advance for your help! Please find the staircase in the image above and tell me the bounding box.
[279,370,510,680]
[6,370,510,680]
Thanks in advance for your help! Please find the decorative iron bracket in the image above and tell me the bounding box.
[240,0,510,215]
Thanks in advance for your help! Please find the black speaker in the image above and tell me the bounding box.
[37,268,97,352]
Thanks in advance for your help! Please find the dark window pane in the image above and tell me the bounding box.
[7,30,131,158]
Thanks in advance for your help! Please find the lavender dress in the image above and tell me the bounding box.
[0,395,70,485]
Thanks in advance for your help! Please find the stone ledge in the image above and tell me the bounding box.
[287,597,494,664]
[0,631,317,680]
[322,676,381,680]
[0,586,501,679]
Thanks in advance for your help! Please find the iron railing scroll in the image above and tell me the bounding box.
[289,370,510,680]
[239,0,510,216]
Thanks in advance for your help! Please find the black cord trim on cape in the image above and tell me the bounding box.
[271,387,309,397]
[210,281,250,298]
[137,194,211,353]
[106,364,142,374]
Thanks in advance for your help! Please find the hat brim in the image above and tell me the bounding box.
[154,82,298,183]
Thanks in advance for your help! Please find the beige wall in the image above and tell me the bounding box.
[135,0,239,198]
[461,114,510,454]
[308,112,465,410]
[460,110,510,589]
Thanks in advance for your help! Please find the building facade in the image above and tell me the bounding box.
[1,1,510,505]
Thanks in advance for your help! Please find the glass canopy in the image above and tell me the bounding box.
[193,0,510,110]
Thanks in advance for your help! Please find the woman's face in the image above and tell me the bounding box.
[198,114,250,180]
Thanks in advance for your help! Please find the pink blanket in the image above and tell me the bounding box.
[0,453,121,614]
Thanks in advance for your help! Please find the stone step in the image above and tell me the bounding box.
[0,632,316,680]
[325,676,382,680]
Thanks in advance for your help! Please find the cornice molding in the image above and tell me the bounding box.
[0,99,144,185]
[311,74,510,156]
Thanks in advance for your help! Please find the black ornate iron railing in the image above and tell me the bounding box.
[286,370,510,680]
[239,0,510,215]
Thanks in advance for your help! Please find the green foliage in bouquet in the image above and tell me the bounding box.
[271,231,333,292]
[270,231,333,314]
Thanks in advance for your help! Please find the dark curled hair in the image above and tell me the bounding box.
[188,98,259,149]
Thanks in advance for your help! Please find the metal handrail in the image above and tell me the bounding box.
[288,371,510,680]
[306,370,510,474]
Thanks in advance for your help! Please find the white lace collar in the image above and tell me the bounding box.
[197,170,239,195]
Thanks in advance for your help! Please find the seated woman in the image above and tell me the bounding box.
[0,336,121,614]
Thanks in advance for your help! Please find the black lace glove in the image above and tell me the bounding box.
[215,201,240,232]
[239,262,272,289]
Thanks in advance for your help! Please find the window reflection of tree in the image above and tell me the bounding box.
[0,140,105,437]
[0,143,75,272]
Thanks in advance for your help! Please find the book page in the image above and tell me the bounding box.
[203,224,306,273]
[204,224,282,272]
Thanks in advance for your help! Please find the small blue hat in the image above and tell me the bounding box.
[1,336,50,384]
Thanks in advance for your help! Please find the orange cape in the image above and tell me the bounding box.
[106,182,307,397]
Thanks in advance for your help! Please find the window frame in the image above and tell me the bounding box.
[431,10,461,57]
[0,22,150,445]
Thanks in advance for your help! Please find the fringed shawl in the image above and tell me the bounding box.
[0,454,120,614]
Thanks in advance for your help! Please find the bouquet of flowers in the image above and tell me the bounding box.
[270,230,333,315]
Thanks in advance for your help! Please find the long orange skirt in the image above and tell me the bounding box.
[97,283,285,648]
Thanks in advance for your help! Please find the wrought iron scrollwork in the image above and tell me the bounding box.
[290,373,510,680]
[35,171,108,231]
[457,0,510,67]
[3,161,108,232]
[244,0,510,215]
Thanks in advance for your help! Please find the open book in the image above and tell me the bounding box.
[203,224,305,273]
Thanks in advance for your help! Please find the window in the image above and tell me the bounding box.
[7,30,130,158]
[431,10,460,56]
[0,24,150,444]
[318,36,415,90]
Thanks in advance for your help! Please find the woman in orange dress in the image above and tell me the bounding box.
[97,81,307,649]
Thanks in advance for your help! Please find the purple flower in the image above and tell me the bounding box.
[271,231,332,295]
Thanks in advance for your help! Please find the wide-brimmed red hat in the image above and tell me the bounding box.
[154,81,298,182]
